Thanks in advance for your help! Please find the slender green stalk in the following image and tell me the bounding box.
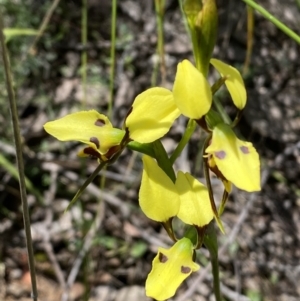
[154,0,166,85]
[243,5,254,75]
[213,96,232,125]
[0,12,38,301]
[242,0,300,44]
[101,0,118,229]
[204,223,223,301]
[170,119,196,165]
[81,0,88,107]
[80,2,88,295]
[65,161,107,211]
[108,0,117,119]
[202,135,224,233]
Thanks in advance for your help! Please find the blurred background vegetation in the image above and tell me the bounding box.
[1,1,300,301]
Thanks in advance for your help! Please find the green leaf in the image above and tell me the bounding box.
[0,153,43,204]
[3,28,38,43]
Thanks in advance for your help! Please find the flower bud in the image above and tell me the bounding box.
[183,0,218,75]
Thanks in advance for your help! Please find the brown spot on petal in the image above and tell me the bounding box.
[240,146,249,154]
[181,266,191,274]
[90,137,100,149]
[83,147,101,159]
[94,119,106,127]
[215,150,226,159]
[158,252,168,263]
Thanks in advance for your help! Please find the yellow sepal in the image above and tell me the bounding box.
[139,156,180,222]
[44,110,125,155]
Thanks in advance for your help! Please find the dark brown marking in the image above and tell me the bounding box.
[181,266,191,274]
[94,119,106,127]
[83,147,101,159]
[215,150,226,159]
[90,137,100,149]
[158,252,168,263]
[240,146,249,154]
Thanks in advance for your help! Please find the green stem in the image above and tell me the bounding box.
[204,223,223,301]
[170,119,196,165]
[108,0,117,119]
[81,0,88,108]
[202,135,224,233]
[0,13,38,301]
[154,0,166,85]
[213,96,232,125]
[243,5,254,75]
[65,162,107,211]
[178,0,201,71]
[242,0,300,44]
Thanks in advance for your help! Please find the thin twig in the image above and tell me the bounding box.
[0,11,38,301]
[27,0,61,55]
[61,200,105,301]
[42,167,66,288]
[43,239,66,288]
[220,283,251,301]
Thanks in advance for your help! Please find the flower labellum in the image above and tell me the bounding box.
[146,237,199,301]
[205,123,260,192]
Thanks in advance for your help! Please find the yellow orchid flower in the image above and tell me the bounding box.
[139,156,180,222]
[210,58,247,110]
[173,59,212,119]
[44,110,125,160]
[44,88,181,161]
[125,87,180,143]
[175,171,214,227]
[205,123,260,192]
[146,237,199,301]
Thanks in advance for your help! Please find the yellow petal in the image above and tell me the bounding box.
[205,123,260,192]
[175,171,214,227]
[139,156,180,222]
[44,110,125,155]
[146,238,199,301]
[210,58,247,110]
[125,88,180,143]
[173,60,212,119]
